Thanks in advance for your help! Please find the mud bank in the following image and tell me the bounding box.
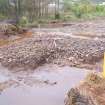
[0,64,88,105]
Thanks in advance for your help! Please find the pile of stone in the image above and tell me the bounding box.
[0,33,105,70]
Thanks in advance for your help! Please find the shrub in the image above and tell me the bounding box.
[63,0,105,20]
[95,5,105,12]
[0,14,7,20]
[27,21,39,28]
[55,13,60,19]
[19,16,28,27]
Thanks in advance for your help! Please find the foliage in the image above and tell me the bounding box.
[0,0,105,26]
[19,16,28,27]
[63,0,105,20]
[0,14,7,20]
[55,13,61,19]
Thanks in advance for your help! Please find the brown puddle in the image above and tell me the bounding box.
[0,64,89,105]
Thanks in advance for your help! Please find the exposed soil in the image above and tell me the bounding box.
[0,19,105,105]
[65,73,105,105]
[0,31,32,46]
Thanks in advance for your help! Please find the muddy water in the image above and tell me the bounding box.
[0,64,89,105]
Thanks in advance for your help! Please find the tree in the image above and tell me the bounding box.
[0,0,61,22]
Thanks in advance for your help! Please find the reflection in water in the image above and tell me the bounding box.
[0,64,88,105]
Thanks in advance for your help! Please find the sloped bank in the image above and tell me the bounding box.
[65,73,105,105]
[0,33,105,70]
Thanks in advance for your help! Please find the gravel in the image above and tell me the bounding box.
[0,33,105,70]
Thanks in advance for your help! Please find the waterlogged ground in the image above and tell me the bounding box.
[0,19,104,105]
[0,64,89,105]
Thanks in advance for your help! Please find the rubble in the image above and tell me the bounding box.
[0,33,105,70]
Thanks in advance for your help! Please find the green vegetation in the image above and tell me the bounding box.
[19,16,29,27]
[63,0,105,21]
[0,0,105,26]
